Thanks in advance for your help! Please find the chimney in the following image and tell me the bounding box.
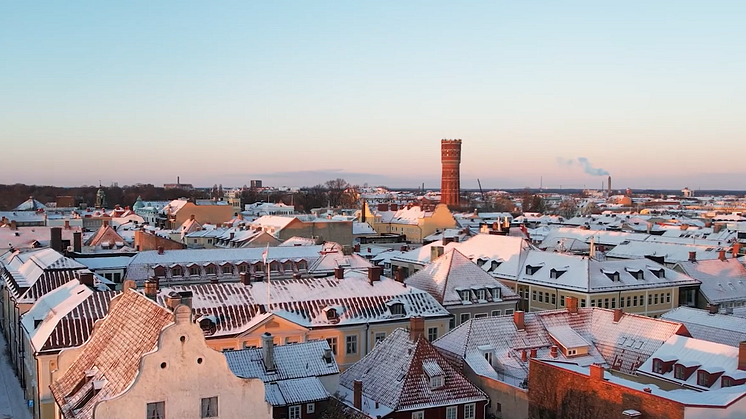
[103,220,109,228]
[550,345,558,358]
[144,279,158,300]
[613,308,623,323]
[64,220,70,230]
[262,333,275,371]
[734,243,742,258]
[79,271,95,287]
[409,316,425,341]
[190,214,195,221]
[240,272,251,285]
[521,350,527,362]
[394,267,404,283]
[367,266,382,284]
[158,246,164,255]
[323,348,333,364]
[739,341,746,371]
[430,245,444,261]
[530,348,537,358]
[714,224,723,233]
[377,203,388,212]
[567,296,579,314]
[166,292,181,310]
[50,227,63,252]
[73,231,82,253]
[513,310,525,331]
[443,236,454,246]
[354,244,360,253]
[178,290,193,308]
[210,277,219,285]
[353,380,363,410]
[708,304,719,314]
[590,364,605,381]
[334,266,345,280]
[10,220,17,230]
[390,203,398,211]
[719,249,727,261]
[688,251,696,262]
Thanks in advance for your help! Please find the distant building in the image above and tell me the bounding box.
[251,180,263,189]
[682,187,694,198]
[361,202,457,244]
[159,199,233,229]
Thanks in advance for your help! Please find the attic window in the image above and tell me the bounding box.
[475,289,486,301]
[476,258,487,267]
[627,269,644,280]
[171,266,183,277]
[650,268,665,279]
[459,290,471,302]
[430,374,444,389]
[550,269,566,279]
[34,319,43,329]
[491,287,502,300]
[603,270,620,282]
[389,302,405,316]
[489,260,502,272]
[526,265,543,275]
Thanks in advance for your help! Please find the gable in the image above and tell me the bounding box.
[236,313,309,339]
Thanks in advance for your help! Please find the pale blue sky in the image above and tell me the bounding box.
[2,1,744,189]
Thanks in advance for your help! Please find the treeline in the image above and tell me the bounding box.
[241,178,360,212]
[0,184,205,211]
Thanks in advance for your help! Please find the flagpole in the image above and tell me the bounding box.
[263,244,270,310]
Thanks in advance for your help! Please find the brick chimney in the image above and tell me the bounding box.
[166,292,181,311]
[590,364,605,381]
[394,267,404,283]
[10,220,17,230]
[367,266,382,284]
[613,308,624,323]
[334,266,345,280]
[513,310,525,331]
[144,279,158,300]
[566,296,578,314]
[410,316,425,341]
[178,290,193,308]
[262,333,275,371]
[688,251,696,262]
[73,231,82,253]
[719,249,727,261]
[734,243,742,258]
[550,345,558,358]
[64,220,70,230]
[240,272,251,286]
[430,245,445,261]
[78,271,95,287]
[521,350,527,362]
[708,304,719,314]
[739,341,746,370]
[50,227,63,252]
[353,380,363,410]
[530,348,537,358]
[158,246,164,255]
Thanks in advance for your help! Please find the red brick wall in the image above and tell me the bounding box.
[134,230,185,251]
[387,402,486,419]
[528,359,685,419]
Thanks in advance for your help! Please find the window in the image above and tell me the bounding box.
[171,267,182,277]
[722,377,734,388]
[491,310,502,317]
[551,294,556,305]
[326,337,337,355]
[147,402,165,419]
[633,296,638,306]
[289,405,301,419]
[412,411,424,419]
[545,292,550,303]
[430,374,443,389]
[459,290,470,302]
[297,260,307,270]
[206,265,216,276]
[449,317,455,330]
[591,299,596,307]
[460,313,471,324]
[538,292,543,303]
[568,349,577,355]
[464,403,476,419]
[560,295,565,306]
[627,296,631,307]
[648,295,652,305]
[307,403,315,414]
[491,287,502,300]
[653,359,663,374]
[428,327,438,341]
[222,265,232,274]
[505,309,514,315]
[604,298,609,309]
[474,313,488,319]
[238,264,248,273]
[611,298,616,309]
[389,303,405,316]
[346,335,358,354]
[666,293,671,303]
[446,406,458,419]
[580,299,586,307]
[698,371,710,387]
[655,294,659,305]
[620,297,624,308]
[283,261,293,272]
[476,289,486,300]
[201,397,218,418]
[532,290,537,301]
[189,266,200,276]
[374,332,386,344]
[675,365,685,380]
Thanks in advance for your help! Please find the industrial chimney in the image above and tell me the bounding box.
[441,139,462,208]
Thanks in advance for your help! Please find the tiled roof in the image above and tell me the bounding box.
[225,340,339,381]
[265,377,330,406]
[84,224,126,247]
[42,290,117,352]
[404,249,518,306]
[433,307,687,388]
[339,329,486,413]
[159,272,450,336]
[50,290,173,419]
[661,307,746,347]
[307,252,372,274]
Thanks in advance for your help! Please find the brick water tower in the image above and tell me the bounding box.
[440,139,462,207]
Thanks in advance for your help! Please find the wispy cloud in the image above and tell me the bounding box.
[557,157,610,176]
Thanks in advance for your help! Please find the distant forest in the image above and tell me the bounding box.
[0,184,204,211]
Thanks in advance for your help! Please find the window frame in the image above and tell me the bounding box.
[201,396,218,418]
[326,337,338,355]
[460,313,471,324]
[464,403,476,419]
[491,310,501,317]
[411,411,424,419]
[446,406,458,419]
[307,403,316,414]
[427,327,438,342]
[346,335,358,355]
[147,401,165,419]
[289,405,301,419]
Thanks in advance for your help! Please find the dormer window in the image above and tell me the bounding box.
[526,265,542,275]
[675,365,685,380]
[423,360,445,389]
[491,288,502,300]
[653,359,663,374]
[389,302,405,316]
[627,269,644,280]
[722,376,735,388]
[189,265,200,276]
[171,266,183,277]
[475,289,486,301]
[603,270,620,282]
[697,371,711,387]
[650,268,665,278]
[550,269,566,279]
[476,258,487,267]
[489,260,501,272]
[459,290,471,302]
[430,375,443,389]
[324,307,338,320]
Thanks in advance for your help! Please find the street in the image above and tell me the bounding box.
[0,332,31,419]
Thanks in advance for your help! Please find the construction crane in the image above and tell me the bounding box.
[477,179,486,203]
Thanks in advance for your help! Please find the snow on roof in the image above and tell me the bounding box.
[516,250,700,293]
[339,329,486,413]
[264,377,331,406]
[638,335,745,391]
[661,307,746,347]
[433,307,686,387]
[279,237,318,247]
[546,325,590,349]
[607,241,725,264]
[404,249,518,306]
[74,256,134,270]
[225,339,338,382]
[675,258,746,305]
[13,197,47,211]
[353,221,376,235]
[2,248,87,303]
[376,205,433,225]
[161,199,190,215]
[307,252,372,273]
[250,215,298,231]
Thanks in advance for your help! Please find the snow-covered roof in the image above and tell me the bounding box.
[307,252,372,273]
[264,377,331,407]
[661,307,746,347]
[339,328,487,414]
[225,339,338,382]
[14,197,47,211]
[353,221,376,235]
[1,248,87,303]
[607,241,726,265]
[674,258,746,305]
[404,249,518,306]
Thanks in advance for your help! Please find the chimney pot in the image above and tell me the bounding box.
[334,266,345,280]
[166,292,181,310]
[708,304,720,314]
[240,272,251,285]
[178,290,193,308]
[521,349,527,362]
[394,267,404,283]
[73,231,82,253]
[734,243,742,258]
[530,348,537,358]
[50,227,63,252]
[367,266,382,284]
[513,310,525,331]
[550,345,558,358]
[353,380,363,410]
[79,271,95,287]
[144,279,158,300]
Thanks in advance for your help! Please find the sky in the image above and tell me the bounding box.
[1,1,745,190]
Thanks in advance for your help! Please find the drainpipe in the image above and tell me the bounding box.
[645,290,649,316]
[365,322,370,355]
